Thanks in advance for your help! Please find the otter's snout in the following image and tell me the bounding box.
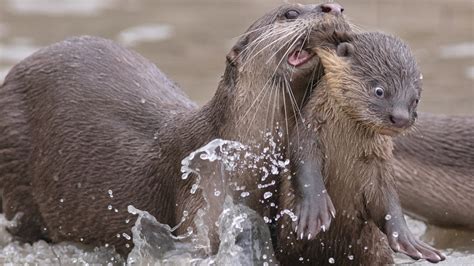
[320,3,344,16]
[389,108,411,128]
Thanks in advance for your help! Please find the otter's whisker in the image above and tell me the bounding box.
[232,24,274,39]
[281,77,292,151]
[237,75,275,126]
[284,76,302,147]
[288,24,313,81]
[265,82,276,130]
[240,25,297,62]
[243,26,301,67]
[265,27,307,64]
[270,31,305,81]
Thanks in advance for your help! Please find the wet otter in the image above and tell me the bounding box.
[277,32,445,265]
[394,113,474,230]
[0,3,349,256]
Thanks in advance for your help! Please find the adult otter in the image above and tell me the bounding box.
[394,113,474,230]
[0,3,349,256]
[277,32,445,265]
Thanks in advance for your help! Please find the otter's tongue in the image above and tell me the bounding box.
[288,49,312,67]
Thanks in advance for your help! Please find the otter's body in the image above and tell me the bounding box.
[0,36,217,254]
[277,32,444,265]
[0,3,350,256]
[394,113,474,230]
[280,81,396,264]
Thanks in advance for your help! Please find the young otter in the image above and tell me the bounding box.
[0,3,349,256]
[277,32,445,265]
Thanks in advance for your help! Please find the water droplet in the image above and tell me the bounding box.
[140,98,146,104]
[263,192,273,199]
[108,205,113,210]
[329,257,335,264]
[385,214,392,220]
[240,191,250,198]
[108,189,113,198]
[348,255,354,260]
[59,198,64,203]
[214,190,221,197]
[125,219,130,224]
[122,233,131,240]
[392,232,399,238]
[190,184,199,194]
[299,257,304,261]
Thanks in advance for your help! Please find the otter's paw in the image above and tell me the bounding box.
[388,230,446,263]
[293,192,335,240]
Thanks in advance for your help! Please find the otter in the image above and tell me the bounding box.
[0,3,350,256]
[277,32,445,265]
[393,113,474,230]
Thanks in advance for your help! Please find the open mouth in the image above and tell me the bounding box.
[288,48,315,67]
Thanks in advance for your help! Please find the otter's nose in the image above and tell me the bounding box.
[389,109,410,128]
[320,3,344,16]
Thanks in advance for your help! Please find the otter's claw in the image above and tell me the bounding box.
[293,193,335,240]
[387,227,446,263]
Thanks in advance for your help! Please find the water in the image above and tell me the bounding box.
[0,0,473,264]
[0,138,473,264]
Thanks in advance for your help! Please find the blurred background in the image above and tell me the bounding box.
[0,0,472,263]
[0,0,472,115]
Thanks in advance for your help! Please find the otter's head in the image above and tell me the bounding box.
[223,3,351,136]
[317,32,422,136]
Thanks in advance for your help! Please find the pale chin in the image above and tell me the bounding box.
[378,127,404,137]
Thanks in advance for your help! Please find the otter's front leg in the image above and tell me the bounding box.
[292,135,335,240]
[367,169,446,263]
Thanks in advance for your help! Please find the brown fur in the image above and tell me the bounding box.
[277,33,444,265]
[0,3,350,256]
[394,113,474,230]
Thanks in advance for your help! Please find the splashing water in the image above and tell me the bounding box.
[0,138,471,264]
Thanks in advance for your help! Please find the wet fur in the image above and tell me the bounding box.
[0,3,350,256]
[394,113,474,230]
[277,33,426,265]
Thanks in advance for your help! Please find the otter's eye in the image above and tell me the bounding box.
[415,99,420,104]
[374,87,384,98]
[285,10,300,20]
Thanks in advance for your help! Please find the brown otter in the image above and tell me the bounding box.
[277,32,445,265]
[393,113,474,230]
[0,3,350,256]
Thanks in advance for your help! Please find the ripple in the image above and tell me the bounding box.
[117,24,173,47]
[0,42,39,63]
[6,0,116,16]
[440,42,474,59]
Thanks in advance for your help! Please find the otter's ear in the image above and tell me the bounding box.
[226,36,249,66]
[336,42,354,58]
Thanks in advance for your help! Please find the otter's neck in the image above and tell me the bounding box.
[314,86,393,163]
[174,79,234,155]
